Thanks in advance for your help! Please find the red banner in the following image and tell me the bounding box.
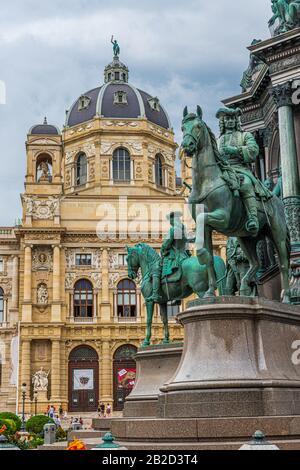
[117,368,136,390]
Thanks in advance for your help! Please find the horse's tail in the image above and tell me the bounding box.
[213,256,227,296]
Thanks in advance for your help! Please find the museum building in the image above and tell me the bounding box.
[0,51,226,413]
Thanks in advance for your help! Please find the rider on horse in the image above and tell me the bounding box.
[216,107,272,237]
[148,212,192,303]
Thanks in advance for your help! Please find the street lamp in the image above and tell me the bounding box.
[34,390,38,416]
[21,383,27,432]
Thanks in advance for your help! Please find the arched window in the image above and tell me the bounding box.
[113,344,137,411]
[155,154,164,187]
[113,148,131,182]
[76,153,87,186]
[117,279,136,318]
[36,154,52,183]
[0,288,3,323]
[74,280,93,318]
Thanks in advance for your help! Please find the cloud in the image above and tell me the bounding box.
[0,0,272,225]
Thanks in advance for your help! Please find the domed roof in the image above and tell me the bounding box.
[29,117,60,136]
[65,55,171,130]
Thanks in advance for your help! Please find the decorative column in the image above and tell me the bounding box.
[273,82,300,303]
[12,255,19,309]
[51,245,62,322]
[100,249,111,321]
[101,341,113,405]
[22,246,32,322]
[51,340,61,404]
[20,340,31,412]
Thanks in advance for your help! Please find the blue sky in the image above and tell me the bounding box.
[0,0,271,225]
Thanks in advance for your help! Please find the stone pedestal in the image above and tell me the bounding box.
[159,297,300,418]
[111,298,300,449]
[34,390,49,414]
[123,343,183,418]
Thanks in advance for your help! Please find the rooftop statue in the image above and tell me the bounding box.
[240,39,264,92]
[181,105,291,304]
[126,212,226,346]
[111,35,120,57]
[269,0,300,35]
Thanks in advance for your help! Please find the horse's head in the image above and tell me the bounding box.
[126,246,140,280]
[181,105,207,157]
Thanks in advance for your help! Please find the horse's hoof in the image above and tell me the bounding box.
[142,340,150,347]
[240,288,252,297]
[203,290,216,299]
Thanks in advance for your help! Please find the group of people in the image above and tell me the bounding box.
[97,403,112,418]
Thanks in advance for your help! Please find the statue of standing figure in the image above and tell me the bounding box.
[32,367,50,392]
[269,0,300,35]
[111,35,120,57]
[225,237,251,296]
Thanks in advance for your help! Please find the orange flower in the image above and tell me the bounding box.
[66,439,87,451]
[0,425,7,434]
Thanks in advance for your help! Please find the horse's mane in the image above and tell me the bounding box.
[204,123,223,165]
[135,243,161,265]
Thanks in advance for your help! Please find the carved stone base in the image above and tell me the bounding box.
[123,343,183,418]
[158,297,300,418]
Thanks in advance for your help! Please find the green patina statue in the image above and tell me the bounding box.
[269,0,300,35]
[111,35,120,57]
[240,39,264,92]
[126,235,226,346]
[273,171,283,199]
[181,105,291,303]
[225,237,251,296]
[217,107,271,237]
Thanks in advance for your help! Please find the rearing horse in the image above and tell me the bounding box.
[181,106,291,303]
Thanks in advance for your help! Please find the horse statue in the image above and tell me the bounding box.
[181,106,291,304]
[126,243,226,346]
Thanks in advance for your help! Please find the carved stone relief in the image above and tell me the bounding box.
[32,247,53,271]
[22,195,60,220]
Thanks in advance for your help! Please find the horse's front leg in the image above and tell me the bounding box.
[159,304,170,344]
[142,300,155,347]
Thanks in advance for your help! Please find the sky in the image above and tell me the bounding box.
[0,0,272,226]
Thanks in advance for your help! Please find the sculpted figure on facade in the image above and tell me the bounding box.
[37,283,48,305]
[32,367,50,392]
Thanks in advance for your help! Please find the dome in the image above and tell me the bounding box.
[29,117,60,136]
[65,55,171,130]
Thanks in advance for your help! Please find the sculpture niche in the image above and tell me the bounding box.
[181,105,291,303]
[126,212,226,346]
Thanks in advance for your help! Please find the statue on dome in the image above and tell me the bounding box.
[111,35,120,57]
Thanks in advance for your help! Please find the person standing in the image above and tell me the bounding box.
[106,404,112,418]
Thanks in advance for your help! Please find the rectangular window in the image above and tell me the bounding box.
[75,254,92,266]
[0,260,3,272]
[167,302,181,318]
[118,254,127,266]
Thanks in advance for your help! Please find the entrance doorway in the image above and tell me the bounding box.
[68,346,99,412]
[113,344,137,411]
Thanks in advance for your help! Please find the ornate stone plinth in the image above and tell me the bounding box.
[158,297,300,418]
[111,298,300,449]
[123,343,183,418]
